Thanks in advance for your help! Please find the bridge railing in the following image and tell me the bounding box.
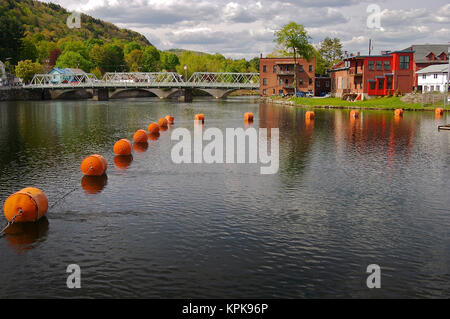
[188,72,259,88]
[102,72,184,86]
[29,73,99,87]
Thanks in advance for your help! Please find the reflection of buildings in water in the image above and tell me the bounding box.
[5,217,49,253]
[338,111,416,168]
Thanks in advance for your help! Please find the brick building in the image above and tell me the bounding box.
[314,76,331,96]
[259,56,315,97]
[330,50,415,98]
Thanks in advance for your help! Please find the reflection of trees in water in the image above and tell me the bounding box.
[259,103,317,187]
[4,217,49,253]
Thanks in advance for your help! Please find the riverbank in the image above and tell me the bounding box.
[260,96,448,111]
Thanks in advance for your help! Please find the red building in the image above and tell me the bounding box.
[330,50,415,98]
[259,56,315,97]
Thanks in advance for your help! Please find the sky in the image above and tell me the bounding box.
[42,0,450,59]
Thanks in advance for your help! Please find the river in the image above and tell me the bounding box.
[0,96,449,298]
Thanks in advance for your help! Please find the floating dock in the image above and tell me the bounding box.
[438,125,450,131]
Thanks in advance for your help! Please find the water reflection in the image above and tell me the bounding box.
[133,142,149,153]
[114,155,133,170]
[148,132,160,141]
[4,217,49,253]
[81,175,108,194]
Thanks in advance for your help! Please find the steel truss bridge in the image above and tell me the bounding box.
[26,72,260,90]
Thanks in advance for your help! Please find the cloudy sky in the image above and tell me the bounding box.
[43,0,449,59]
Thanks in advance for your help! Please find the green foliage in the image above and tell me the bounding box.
[275,22,314,61]
[318,37,344,70]
[141,46,160,72]
[20,37,38,61]
[125,49,143,72]
[101,44,126,72]
[15,59,43,82]
[0,6,25,64]
[56,51,92,71]
[124,41,141,55]
[160,51,179,71]
[90,67,103,79]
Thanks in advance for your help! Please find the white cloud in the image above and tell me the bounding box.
[42,0,450,59]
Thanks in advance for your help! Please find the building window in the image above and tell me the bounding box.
[399,56,410,69]
[263,78,267,85]
[309,78,312,85]
[376,61,382,70]
[434,74,438,79]
[369,81,376,90]
[326,81,330,88]
[378,79,384,90]
[384,61,390,70]
[436,85,440,91]
[273,65,277,73]
[369,61,374,70]
[263,65,267,72]
[387,77,392,90]
[299,65,303,72]
[273,89,275,94]
[279,79,283,85]
[316,81,320,87]
[285,79,289,85]
[263,89,267,95]
[309,65,312,72]
[422,74,426,79]
[299,79,303,85]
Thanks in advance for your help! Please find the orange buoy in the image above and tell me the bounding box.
[350,110,360,119]
[195,113,205,123]
[148,122,160,134]
[81,175,108,194]
[133,129,148,143]
[394,109,403,117]
[165,115,174,124]
[3,187,48,223]
[435,108,444,115]
[114,155,133,170]
[148,132,160,141]
[80,154,107,176]
[133,142,148,153]
[158,117,169,128]
[113,139,132,156]
[305,111,315,120]
[244,112,254,122]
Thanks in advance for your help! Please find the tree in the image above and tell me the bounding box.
[141,46,160,72]
[102,44,125,72]
[318,37,343,70]
[20,38,39,62]
[160,52,179,71]
[274,22,314,95]
[0,13,25,64]
[56,51,92,71]
[125,49,143,72]
[49,48,62,67]
[124,41,141,55]
[15,60,43,83]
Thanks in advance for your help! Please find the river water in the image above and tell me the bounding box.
[0,97,449,298]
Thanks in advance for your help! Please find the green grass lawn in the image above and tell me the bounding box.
[289,96,445,110]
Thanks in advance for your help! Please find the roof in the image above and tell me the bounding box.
[415,64,448,74]
[66,68,86,75]
[48,68,87,75]
[405,44,449,63]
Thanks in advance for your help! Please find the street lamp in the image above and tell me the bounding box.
[184,65,187,81]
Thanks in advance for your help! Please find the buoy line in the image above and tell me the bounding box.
[0,210,23,237]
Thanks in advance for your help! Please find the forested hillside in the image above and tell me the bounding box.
[0,0,259,82]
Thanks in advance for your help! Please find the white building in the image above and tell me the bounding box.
[416,64,449,93]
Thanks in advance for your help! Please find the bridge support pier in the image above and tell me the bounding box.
[178,89,193,102]
[93,88,109,101]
